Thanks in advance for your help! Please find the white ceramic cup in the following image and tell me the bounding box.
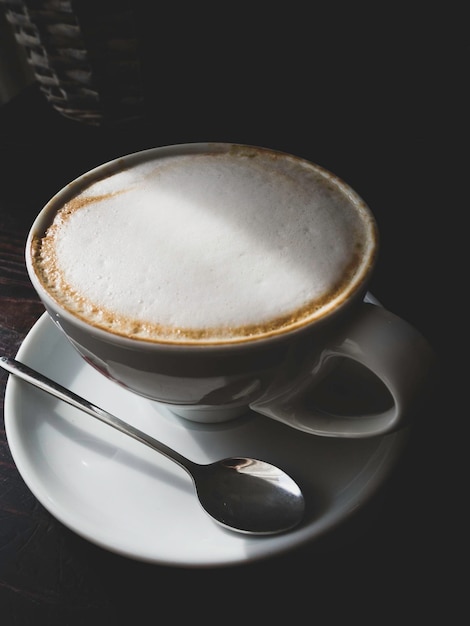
[26,143,434,437]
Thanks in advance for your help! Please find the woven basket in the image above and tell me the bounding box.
[1,0,144,126]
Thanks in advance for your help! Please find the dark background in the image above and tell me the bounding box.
[0,3,465,624]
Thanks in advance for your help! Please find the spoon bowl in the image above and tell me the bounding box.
[0,356,305,535]
[194,457,305,534]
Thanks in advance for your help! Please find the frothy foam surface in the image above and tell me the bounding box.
[32,146,376,343]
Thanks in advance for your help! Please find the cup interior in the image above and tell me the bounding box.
[26,143,378,348]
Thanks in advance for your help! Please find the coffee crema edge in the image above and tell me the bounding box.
[29,144,378,346]
[31,233,371,346]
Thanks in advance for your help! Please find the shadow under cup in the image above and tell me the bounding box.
[24,143,434,438]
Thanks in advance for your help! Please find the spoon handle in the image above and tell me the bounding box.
[0,356,198,475]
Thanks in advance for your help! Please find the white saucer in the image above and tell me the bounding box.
[4,312,409,568]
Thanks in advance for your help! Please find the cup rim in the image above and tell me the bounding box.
[25,142,379,349]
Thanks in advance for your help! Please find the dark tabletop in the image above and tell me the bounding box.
[0,21,464,623]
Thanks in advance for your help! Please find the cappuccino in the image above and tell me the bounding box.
[31,144,377,344]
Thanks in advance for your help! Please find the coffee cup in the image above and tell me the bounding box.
[25,143,434,437]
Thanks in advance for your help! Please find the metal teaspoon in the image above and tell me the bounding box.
[0,356,305,535]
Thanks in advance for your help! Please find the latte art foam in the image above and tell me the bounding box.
[31,145,377,343]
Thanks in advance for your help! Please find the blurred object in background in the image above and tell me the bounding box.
[0,2,34,104]
[0,0,143,126]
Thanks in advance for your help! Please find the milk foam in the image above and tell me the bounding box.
[32,147,376,343]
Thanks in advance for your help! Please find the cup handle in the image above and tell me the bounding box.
[250,302,435,438]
